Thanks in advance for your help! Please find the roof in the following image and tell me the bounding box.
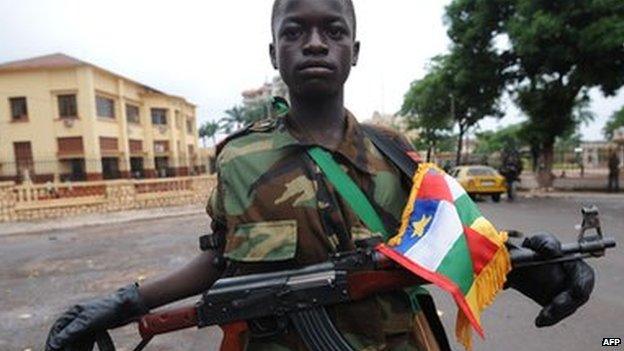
[0,53,89,72]
[0,53,195,107]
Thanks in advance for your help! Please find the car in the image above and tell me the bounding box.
[449,165,507,202]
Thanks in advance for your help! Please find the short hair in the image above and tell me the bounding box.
[271,0,357,39]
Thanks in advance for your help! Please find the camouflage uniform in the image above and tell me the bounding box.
[207,110,445,351]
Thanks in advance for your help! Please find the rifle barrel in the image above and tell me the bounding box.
[510,237,616,268]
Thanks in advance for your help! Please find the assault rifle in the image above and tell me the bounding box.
[92,206,615,351]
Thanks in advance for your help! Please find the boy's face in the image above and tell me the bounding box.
[270,0,359,99]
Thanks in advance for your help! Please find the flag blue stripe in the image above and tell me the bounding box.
[396,199,439,253]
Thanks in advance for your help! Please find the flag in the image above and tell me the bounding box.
[377,163,511,350]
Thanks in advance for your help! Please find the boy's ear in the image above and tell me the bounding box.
[352,41,360,66]
[269,43,278,69]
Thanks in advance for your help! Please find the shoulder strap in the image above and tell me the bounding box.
[361,125,418,178]
[307,147,389,238]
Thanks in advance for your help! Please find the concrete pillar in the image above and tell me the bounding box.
[142,104,155,177]
[117,79,132,178]
[77,67,102,180]
[168,106,180,174]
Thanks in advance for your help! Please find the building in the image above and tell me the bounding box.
[241,76,289,114]
[580,141,623,169]
[366,111,419,141]
[0,53,201,183]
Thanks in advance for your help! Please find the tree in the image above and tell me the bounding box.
[446,0,624,187]
[401,70,455,161]
[604,106,624,140]
[474,123,524,156]
[243,101,271,124]
[198,120,220,147]
[220,106,246,133]
[402,53,504,164]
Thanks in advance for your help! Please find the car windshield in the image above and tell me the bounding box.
[467,167,496,176]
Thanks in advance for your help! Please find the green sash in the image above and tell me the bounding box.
[307,146,389,239]
[307,146,430,311]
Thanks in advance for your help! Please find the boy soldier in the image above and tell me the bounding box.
[46,0,594,350]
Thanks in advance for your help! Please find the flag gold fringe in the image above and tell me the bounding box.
[456,244,511,351]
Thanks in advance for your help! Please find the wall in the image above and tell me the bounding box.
[0,175,215,222]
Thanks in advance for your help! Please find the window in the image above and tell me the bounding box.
[101,157,120,179]
[151,108,167,125]
[96,96,115,118]
[14,142,34,181]
[186,118,194,134]
[57,137,84,155]
[129,139,143,154]
[9,97,28,121]
[57,94,77,118]
[154,141,169,153]
[99,137,119,152]
[126,104,140,124]
[467,167,496,176]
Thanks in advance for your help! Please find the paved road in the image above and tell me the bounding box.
[0,196,622,351]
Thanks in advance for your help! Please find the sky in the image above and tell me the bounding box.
[1,0,622,142]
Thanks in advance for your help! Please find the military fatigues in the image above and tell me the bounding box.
[207,111,445,350]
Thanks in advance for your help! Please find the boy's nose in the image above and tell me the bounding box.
[303,29,329,56]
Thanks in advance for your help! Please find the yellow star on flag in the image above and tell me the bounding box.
[411,215,432,237]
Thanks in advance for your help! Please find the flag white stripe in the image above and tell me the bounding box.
[403,200,464,271]
[444,173,466,201]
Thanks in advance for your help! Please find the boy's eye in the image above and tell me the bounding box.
[282,27,302,40]
[327,25,347,39]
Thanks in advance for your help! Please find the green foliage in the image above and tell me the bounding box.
[198,120,220,147]
[220,101,273,134]
[474,123,524,155]
[401,69,454,153]
[220,106,246,133]
[603,106,624,140]
[445,0,624,185]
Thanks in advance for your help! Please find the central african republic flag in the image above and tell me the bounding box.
[376,163,511,351]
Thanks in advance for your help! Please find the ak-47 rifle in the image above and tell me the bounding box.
[92,206,615,351]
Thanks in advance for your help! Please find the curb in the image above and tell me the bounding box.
[519,191,624,200]
[0,205,206,237]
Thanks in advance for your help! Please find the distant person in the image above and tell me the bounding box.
[499,147,523,201]
[608,149,620,192]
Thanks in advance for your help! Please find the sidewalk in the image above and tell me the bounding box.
[519,189,624,200]
[0,204,206,237]
[519,172,623,192]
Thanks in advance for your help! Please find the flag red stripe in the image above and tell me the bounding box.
[463,226,499,274]
[376,243,485,338]
[417,172,453,202]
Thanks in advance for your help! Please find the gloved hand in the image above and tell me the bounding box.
[45,283,149,351]
[506,233,595,327]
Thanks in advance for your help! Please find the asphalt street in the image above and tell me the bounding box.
[0,195,622,351]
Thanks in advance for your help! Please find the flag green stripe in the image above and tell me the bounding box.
[436,235,474,295]
[455,193,482,227]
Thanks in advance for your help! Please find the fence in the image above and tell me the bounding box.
[0,175,216,223]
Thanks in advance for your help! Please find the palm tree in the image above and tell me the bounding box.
[199,120,220,147]
[221,106,246,133]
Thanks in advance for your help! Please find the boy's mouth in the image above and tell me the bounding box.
[297,60,336,74]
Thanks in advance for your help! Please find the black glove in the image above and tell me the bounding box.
[46,283,149,351]
[506,233,595,327]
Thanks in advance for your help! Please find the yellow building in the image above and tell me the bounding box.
[0,53,201,182]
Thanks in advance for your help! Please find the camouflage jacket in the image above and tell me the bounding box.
[207,111,444,351]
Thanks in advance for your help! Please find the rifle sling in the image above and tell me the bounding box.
[307,147,389,238]
[361,125,418,178]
